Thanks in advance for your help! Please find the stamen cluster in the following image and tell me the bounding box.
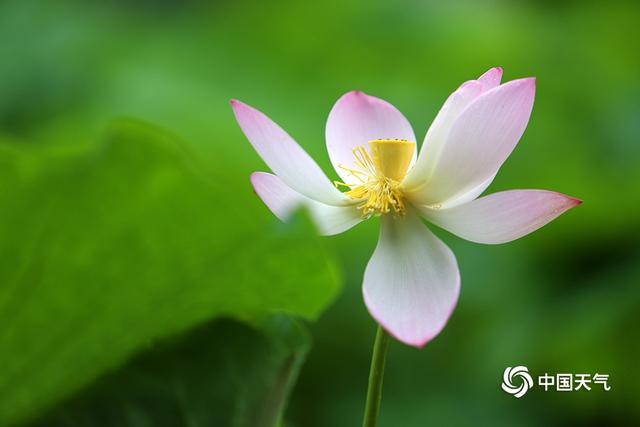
[335,146,406,217]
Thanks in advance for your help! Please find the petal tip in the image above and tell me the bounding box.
[402,337,430,349]
[554,192,582,207]
[483,66,503,76]
[495,77,536,99]
[377,303,458,349]
[567,195,583,206]
[230,99,248,113]
[512,76,536,88]
[364,272,460,349]
[343,90,366,99]
[249,170,262,183]
[249,171,267,192]
[477,67,504,90]
[331,90,369,110]
[373,320,434,349]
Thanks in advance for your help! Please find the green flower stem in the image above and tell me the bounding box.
[362,325,390,427]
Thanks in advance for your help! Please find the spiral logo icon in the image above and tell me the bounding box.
[502,366,533,398]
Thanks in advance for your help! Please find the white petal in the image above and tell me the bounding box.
[404,80,484,192]
[326,91,416,183]
[411,78,536,206]
[417,190,582,244]
[251,172,363,236]
[231,100,349,206]
[363,214,460,347]
[404,67,502,193]
[429,172,497,210]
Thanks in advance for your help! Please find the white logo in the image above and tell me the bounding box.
[501,366,611,397]
[502,366,534,398]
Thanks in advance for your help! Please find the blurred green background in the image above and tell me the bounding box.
[1,0,639,426]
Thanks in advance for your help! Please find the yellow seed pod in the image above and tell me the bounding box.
[368,139,415,182]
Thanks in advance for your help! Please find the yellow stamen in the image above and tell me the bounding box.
[335,139,416,218]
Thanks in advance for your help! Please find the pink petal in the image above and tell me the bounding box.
[363,214,460,347]
[251,172,363,236]
[417,190,581,244]
[326,91,416,183]
[477,66,503,90]
[231,100,348,206]
[417,78,536,206]
[403,80,483,191]
[403,67,502,200]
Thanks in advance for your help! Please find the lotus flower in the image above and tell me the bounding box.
[231,67,580,347]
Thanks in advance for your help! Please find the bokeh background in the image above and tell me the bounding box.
[1,0,639,426]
